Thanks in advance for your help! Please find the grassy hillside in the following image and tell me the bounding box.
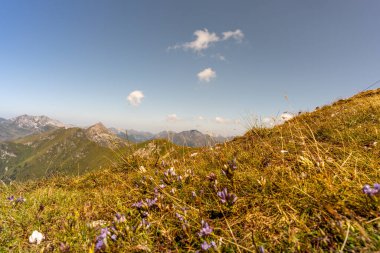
[0,128,123,181]
[1,89,380,252]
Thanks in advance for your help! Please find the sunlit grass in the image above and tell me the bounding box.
[1,89,380,252]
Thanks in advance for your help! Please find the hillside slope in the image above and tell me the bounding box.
[0,125,128,181]
[1,89,380,252]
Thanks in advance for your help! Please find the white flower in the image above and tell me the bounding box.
[139,166,147,173]
[29,230,44,244]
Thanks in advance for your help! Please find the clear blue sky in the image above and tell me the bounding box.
[1,0,379,135]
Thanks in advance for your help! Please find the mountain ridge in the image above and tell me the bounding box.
[0,115,67,141]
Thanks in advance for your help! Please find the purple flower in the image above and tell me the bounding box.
[111,234,117,241]
[206,173,217,182]
[258,246,265,253]
[132,201,144,209]
[95,239,105,251]
[7,196,14,201]
[228,158,237,171]
[217,188,237,206]
[16,197,26,203]
[164,167,176,177]
[98,228,110,240]
[200,241,217,251]
[145,198,157,207]
[95,227,110,251]
[114,213,126,223]
[198,220,213,237]
[363,184,380,196]
[176,213,185,222]
[140,218,151,229]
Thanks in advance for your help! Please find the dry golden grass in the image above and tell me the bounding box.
[1,89,380,252]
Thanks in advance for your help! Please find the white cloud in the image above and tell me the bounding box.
[170,28,244,53]
[197,68,216,82]
[181,29,220,52]
[166,114,179,122]
[212,53,226,61]
[215,117,241,125]
[222,29,244,42]
[280,112,294,121]
[127,90,144,107]
[263,117,276,127]
[215,116,229,124]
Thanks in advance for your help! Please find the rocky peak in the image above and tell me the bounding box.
[10,115,66,129]
[86,122,109,135]
[85,122,126,147]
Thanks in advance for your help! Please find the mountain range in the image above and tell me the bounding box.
[109,128,230,147]
[0,122,131,182]
[0,114,231,181]
[0,115,67,141]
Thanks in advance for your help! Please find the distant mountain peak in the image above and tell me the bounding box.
[86,122,126,147]
[87,122,108,133]
[10,114,66,129]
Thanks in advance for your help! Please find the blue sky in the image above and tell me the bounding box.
[1,1,379,135]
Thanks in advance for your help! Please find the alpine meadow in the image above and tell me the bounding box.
[1,1,380,252]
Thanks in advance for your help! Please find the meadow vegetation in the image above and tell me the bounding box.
[1,89,380,252]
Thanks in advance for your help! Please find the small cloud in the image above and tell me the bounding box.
[222,29,244,42]
[215,117,241,125]
[127,90,144,107]
[263,117,276,127]
[169,28,244,53]
[170,29,220,53]
[212,53,226,61]
[215,116,229,124]
[280,112,294,121]
[197,68,216,82]
[167,114,179,122]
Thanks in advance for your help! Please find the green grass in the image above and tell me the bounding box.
[0,128,122,182]
[1,89,380,252]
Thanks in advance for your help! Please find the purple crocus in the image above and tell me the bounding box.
[198,220,213,237]
[217,188,237,206]
[7,196,14,201]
